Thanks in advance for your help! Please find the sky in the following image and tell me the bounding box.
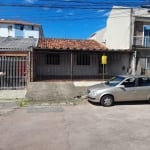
[0,0,148,39]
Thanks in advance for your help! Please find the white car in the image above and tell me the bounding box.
[87,75,150,107]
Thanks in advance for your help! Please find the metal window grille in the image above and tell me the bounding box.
[77,53,90,65]
[46,54,60,65]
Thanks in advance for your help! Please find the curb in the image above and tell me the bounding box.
[0,97,88,108]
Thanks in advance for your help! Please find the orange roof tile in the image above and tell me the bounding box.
[37,38,107,51]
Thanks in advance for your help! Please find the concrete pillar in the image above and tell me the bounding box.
[131,51,137,75]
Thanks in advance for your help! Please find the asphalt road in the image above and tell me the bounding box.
[0,101,150,150]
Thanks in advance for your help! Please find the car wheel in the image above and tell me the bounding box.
[100,95,114,107]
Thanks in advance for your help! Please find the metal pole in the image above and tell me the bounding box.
[28,51,31,83]
[70,52,73,80]
[103,64,105,80]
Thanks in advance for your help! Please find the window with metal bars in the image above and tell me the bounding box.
[46,54,60,65]
[77,53,90,65]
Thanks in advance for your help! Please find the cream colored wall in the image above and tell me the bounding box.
[105,7,131,49]
[89,28,106,44]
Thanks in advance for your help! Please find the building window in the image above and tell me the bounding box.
[46,54,60,65]
[8,26,12,31]
[20,25,24,30]
[27,25,34,30]
[15,24,24,30]
[77,53,90,65]
[143,25,150,47]
[146,57,150,69]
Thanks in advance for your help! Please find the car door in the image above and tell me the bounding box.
[133,77,150,100]
[115,77,137,101]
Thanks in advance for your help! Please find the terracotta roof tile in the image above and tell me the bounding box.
[37,38,107,51]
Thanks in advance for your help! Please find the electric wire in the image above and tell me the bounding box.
[0,0,148,21]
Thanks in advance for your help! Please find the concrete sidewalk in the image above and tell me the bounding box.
[0,90,26,115]
[0,81,102,101]
[0,90,27,100]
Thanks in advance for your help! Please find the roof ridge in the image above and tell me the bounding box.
[37,38,107,51]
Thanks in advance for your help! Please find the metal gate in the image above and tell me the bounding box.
[0,56,28,89]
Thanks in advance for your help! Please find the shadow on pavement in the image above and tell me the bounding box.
[88,100,150,107]
[115,100,149,106]
[88,101,100,106]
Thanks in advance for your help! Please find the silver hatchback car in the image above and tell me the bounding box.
[87,75,150,107]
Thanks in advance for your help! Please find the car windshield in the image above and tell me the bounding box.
[105,76,125,86]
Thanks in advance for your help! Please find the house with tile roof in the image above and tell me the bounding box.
[31,38,131,81]
[0,37,38,89]
[0,19,43,89]
[0,19,132,89]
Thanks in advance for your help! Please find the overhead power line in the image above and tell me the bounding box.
[0,0,148,22]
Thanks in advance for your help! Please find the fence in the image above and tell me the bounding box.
[0,56,28,89]
[133,36,150,48]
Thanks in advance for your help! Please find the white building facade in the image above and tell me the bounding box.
[0,20,43,38]
[90,6,150,76]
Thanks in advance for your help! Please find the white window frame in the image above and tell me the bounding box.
[146,56,150,69]
[143,25,150,47]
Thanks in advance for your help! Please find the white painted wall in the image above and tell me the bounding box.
[90,6,132,50]
[107,53,130,76]
[89,28,106,44]
[23,27,40,38]
[24,30,39,38]
[105,7,131,49]
[134,8,150,18]
[0,24,14,37]
[0,23,40,38]
[90,7,150,50]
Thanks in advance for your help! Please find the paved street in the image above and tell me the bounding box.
[0,101,150,150]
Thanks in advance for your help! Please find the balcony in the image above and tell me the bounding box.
[133,36,150,48]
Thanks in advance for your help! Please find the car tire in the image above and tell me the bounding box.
[100,95,114,107]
